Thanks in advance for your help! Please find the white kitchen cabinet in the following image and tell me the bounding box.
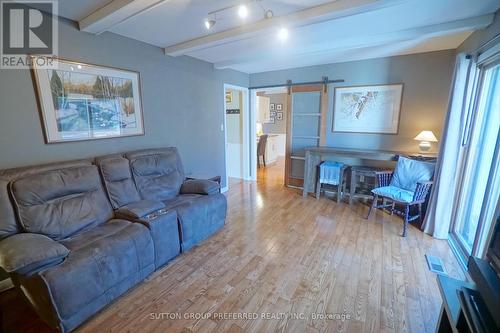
[256,96,270,123]
[264,134,286,164]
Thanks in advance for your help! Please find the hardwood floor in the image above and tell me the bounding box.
[1,158,465,333]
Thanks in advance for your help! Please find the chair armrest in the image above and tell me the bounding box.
[412,181,434,202]
[375,170,394,187]
[180,179,220,195]
[0,233,69,274]
[115,200,166,220]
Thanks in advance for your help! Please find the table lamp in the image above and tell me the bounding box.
[414,130,438,151]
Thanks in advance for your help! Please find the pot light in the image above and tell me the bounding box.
[278,27,288,41]
[205,19,216,29]
[238,5,248,18]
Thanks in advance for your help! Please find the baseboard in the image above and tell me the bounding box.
[0,278,13,292]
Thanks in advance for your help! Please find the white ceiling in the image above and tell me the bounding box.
[55,0,499,73]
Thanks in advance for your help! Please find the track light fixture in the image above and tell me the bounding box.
[205,1,272,29]
[204,18,216,29]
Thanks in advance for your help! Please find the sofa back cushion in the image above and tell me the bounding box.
[97,156,141,209]
[0,159,93,240]
[10,165,113,240]
[126,148,185,201]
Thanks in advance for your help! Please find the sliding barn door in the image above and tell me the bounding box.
[285,84,328,188]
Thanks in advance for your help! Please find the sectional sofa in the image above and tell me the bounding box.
[0,148,227,332]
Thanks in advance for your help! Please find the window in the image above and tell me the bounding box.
[450,58,500,264]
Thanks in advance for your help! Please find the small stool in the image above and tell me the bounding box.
[316,162,349,203]
[349,166,382,206]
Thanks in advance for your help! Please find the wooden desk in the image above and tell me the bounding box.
[303,147,437,197]
[436,275,476,333]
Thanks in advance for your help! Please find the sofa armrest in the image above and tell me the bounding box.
[0,233,69,274]
[115,200,166,219]
[180,179,220,195]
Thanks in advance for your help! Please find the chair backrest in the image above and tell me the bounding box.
[0,159,93,241]
[125,148,185,201]
[9,165,113,241]
[390,156,435,192]
[96,155,141,209]
[257,135,268,155]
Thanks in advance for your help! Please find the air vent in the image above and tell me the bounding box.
[426,254,448,275]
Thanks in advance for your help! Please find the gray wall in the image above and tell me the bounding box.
[0,18,248,187]
[250,50,456,153]
[262,93,287,134]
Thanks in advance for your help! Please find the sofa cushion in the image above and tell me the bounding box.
[10,166,113,241]
[0,159,93,241]
[115,200,166,219]
[390,156,435,192]
[372,186,415,203]
[180,179,220,195]
[0,233,69,274]
[169,194,227,251]
[45,219,154,320]
[97,156,141,209]
[163,194,202,210]
[126,148,185,201]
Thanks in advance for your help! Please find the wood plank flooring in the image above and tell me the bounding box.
[0,158,465,333]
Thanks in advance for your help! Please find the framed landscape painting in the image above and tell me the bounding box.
[31,57,144,143]
[333,84,403,134]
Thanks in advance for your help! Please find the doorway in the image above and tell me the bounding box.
[223,84,250,190]
[250,83,329,188]
[252,87,288,185]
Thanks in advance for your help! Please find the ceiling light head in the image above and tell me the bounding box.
[238,5,248,18]
[265,9,274,19]
[278,27,288,41]
[204,19,216,30]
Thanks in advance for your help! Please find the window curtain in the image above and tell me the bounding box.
[423,53,477,239]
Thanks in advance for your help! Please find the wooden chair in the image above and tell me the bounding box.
[366,156,435,237]
[257,134,268,168]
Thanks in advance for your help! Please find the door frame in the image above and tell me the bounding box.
[250,86,288,182]
[223,83,250,190]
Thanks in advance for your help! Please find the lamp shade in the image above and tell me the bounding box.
[414,130,438,142]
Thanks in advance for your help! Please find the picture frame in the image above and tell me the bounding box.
[225,91,232,103]
[270,103,276,110]
[276,104,283,111]
[332,83,403,134]
[277,112,283,121]
[31,56,145,143]
[268,117,275,124]
[270,111,276,117]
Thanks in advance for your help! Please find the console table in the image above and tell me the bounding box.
[302,147,437,198]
